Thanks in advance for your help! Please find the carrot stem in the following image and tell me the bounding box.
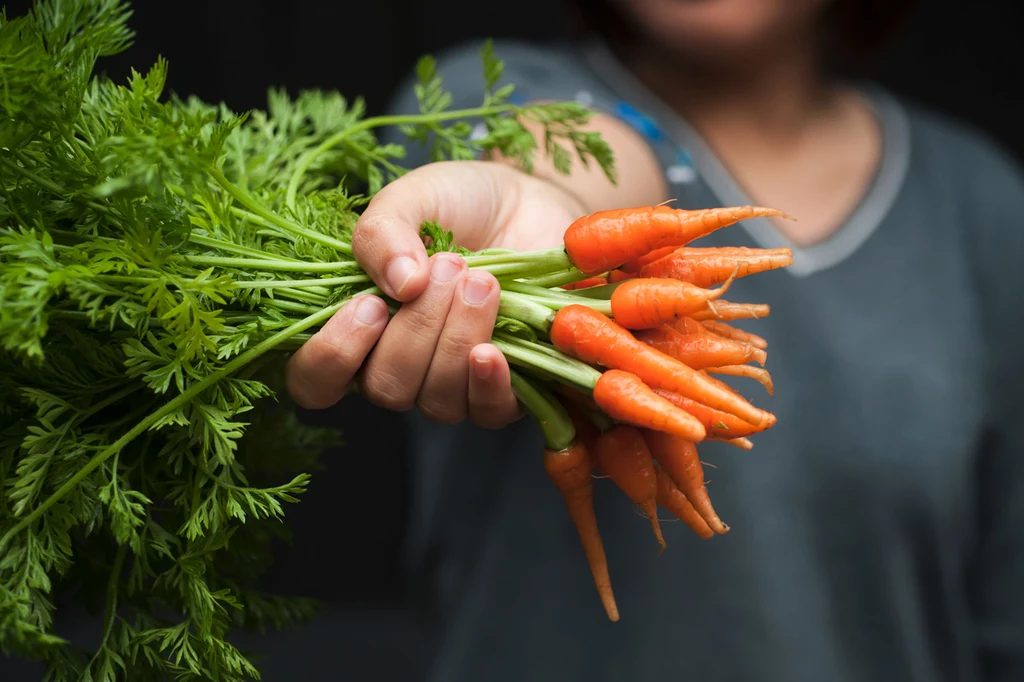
[502,281,614,315]
[509,370,576,451]
[493,334,602,392]
[497,291,555,332]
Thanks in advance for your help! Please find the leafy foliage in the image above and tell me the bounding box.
[0,0,615,679]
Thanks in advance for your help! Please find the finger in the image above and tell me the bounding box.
[416,270,500,424]
[285,295,389,409]
[350,163,508,301]
[359,252,465,411]
[467,343,522,430]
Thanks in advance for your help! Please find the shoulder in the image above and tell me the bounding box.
[901,99,1024,219]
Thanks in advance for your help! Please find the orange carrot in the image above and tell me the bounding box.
[549,305,769,426]
[563,205,789,275]
[704,365,775,395]
[655,469,714,539]
[634,324,766,369]
[562,275,608,291]
[639,246,793,287]
[592,369,707,442]
[689,301,771,322]
[608,269,636,283]
[652,388,776,439]
[619,246,677,273]
[542,442,619,621]
[718,436,754,450]
[594,425,665,551]
[643,430,728,535]
[610,276,733,330]
[701,320,769,349]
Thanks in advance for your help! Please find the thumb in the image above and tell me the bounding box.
[351,172,436,302]
[352,162,509,301]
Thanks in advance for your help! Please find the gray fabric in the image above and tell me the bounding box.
[381,39,1024,682]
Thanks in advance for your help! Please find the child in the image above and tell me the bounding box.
[286,1,1024,680]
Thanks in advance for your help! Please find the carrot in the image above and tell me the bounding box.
[701,320,769,349]
[639,246,793,287]
[704,365,775,395]
[610,276,733,330]
[563,205,789,275]
[562,275,608,291]
[592,369,706,442]
[594,425,665,551]
[542,442,619,621]
[634,324,767,369]
[689,301,771,322]
[643,430,729,535]
[608,269,635,283]
[719,436,754,451]
[619,246,677,273]
[652,388,776,439]
[655,468,714,539]
[549,305,769,426]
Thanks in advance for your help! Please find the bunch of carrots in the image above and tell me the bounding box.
[496,202,793,621]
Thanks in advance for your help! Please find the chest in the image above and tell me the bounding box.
[695,209,988,536]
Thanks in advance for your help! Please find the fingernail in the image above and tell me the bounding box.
[354,296,386,325]
[386,256,418,296]
[463,274,493,305]
[431,255,463,283]
[472,355,494,380]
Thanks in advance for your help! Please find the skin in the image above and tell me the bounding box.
[285,0,883,427]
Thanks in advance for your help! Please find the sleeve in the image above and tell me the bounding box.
[376,39,624,170]
[963,137,1024,682]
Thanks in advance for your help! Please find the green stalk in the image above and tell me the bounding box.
[233,274,370,290]
[0,300,349,554]
[520,267,588,288]
[508,370,575,451]
[497,291,555,332]
[284,105,522,211]
[185,255,356,273]
[501,281,613,315]
[492,333,601,392]
[567,281,625,300]
[208,166,352,254]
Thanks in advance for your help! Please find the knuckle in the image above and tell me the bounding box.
[351,212,393,263]
[416,397,465,426]
[361,369,416,412]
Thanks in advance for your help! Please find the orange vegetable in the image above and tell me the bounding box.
[704,365,775,395]
[542,442,619,621]
[563,204,789,275]
[610,276,733,330]
[594,425,665,551]
[652,388,776,439]
[549,305,769,426]
[634,324,766,369]
[701,320,769,349]
[688,301,771,322]
[593,369,707,442]
[655,469,714,539]
[619,246,677,273]
[643,430,729,535]
[639,246,793,287]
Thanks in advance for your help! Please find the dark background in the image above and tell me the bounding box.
[3,0,1022,679]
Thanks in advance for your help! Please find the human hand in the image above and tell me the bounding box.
[284,160,587,428]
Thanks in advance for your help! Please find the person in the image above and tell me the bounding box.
[285,1,1024,680]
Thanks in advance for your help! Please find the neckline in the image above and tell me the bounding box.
[580,41,912,278]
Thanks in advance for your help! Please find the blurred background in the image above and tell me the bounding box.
[2,0,1021,679]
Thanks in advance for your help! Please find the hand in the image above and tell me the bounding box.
[284,160,586,428]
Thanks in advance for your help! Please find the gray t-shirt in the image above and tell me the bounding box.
[383,39,1024,682]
